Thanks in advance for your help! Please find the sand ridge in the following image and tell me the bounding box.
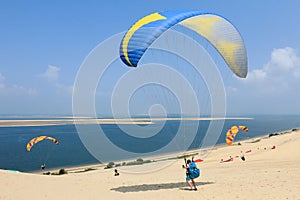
[0,117,252,127]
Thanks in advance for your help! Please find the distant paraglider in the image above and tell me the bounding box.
[226,126,248,146]
[26,136,59,151]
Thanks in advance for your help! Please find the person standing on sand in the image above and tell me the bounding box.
[114,169,119,176]
[182,159,199,191]
[41,163,46,170]
[240,151,246,161]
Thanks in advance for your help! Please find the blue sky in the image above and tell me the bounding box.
[0,0,299,116]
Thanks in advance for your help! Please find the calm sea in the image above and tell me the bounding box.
[1,115,300,172]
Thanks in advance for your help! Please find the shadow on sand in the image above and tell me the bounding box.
[111,181,214,193]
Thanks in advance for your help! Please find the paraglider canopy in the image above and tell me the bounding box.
[120,10,248,78]
[26,136,59,151]
[226,126,248,146]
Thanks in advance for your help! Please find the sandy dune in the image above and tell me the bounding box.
[0,129,299,200]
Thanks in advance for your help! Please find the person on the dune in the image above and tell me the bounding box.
[41,163,46,170]
[182,159,200,191]
[220,156,233,163]
[114,169,119,176]
[240,151,246,161]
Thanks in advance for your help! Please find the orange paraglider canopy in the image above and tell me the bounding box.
[226,126,248,146]
[26,136,59,151]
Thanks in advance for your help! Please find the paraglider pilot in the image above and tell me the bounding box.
[182,158,200,191]
[41,163,46,170]
[114,169,119,176]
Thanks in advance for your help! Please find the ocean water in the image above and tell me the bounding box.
[0,115,300,172]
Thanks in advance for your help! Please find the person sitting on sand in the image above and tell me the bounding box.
[245,149,251,153]
[220,156,233,163]
[114,169,119,176]
[182,159,199,191]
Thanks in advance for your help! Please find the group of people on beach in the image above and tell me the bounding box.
[220,151,246,163]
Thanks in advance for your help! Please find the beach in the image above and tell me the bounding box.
[0,129,299,200]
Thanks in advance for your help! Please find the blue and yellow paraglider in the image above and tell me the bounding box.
[120,10,248,78]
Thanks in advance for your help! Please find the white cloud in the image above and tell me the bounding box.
[228,47,300,114]
[268,47,299,71]
[54,83,73,94]
[246,69,267,82]
[39,65,73,94]
[293,67,300,78]
[0,72,37,96]
[240,47,300,91]
[39,65,60,82]
[10,84,37,95]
